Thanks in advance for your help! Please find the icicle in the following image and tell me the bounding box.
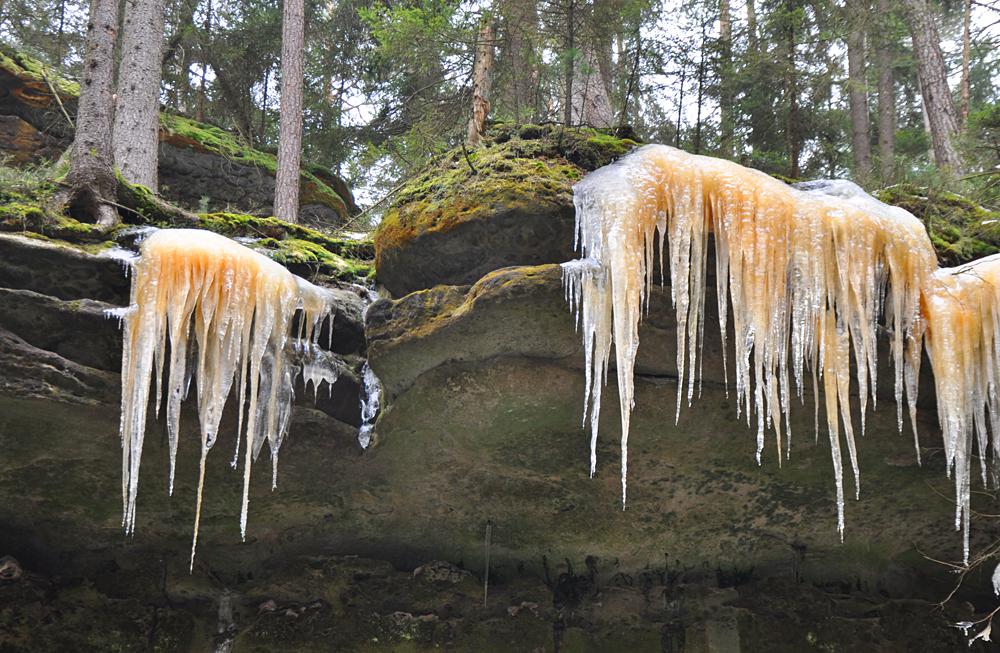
[118,228,337,569]
[566,145,935,536]
[923,255,1000,564]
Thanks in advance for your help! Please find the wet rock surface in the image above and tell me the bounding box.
[0,551,975,652]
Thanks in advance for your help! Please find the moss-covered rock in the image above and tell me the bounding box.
[0,173,375,283]
[373,123,639,296]
[0,43,357,224]
[876,183,1000,265]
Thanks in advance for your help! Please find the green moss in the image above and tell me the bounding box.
[159,114,348,217]
[0,43,80,96]
[374,123,637,267]
[0,168,370,278]
[876,183,1000,265]
[253,236,374,281]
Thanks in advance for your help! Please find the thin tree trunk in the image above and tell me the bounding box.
[719,0,733,158]
[113,0,166,190]
[467,20,495,146]
[960,0,971,127]
[562,0,575,126]
[56,0,66,67]
[505,0,539,121]
[571,39,614,127]
[847,0,871,180]
[785,0,800,179]
[618,28,641,131]
[273,0,305,223]
[59,0,120,227]
[875,0,896,182]
[675,65,685,148]
[259,65,270,143]
[745,0,766,154]
[196,0,211,122]
[901,0,962,171]
[694,25,705,154]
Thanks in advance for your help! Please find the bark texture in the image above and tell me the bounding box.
[113,0,166,190]
[273,0,305,223]
[571,30,613,128]
[61,0,120,227]
[901,0,962,171]
[846,5,871,179]
[875,0,895,181]
[467,21,495,147]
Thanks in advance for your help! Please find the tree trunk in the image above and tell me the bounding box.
[570,39,614,127]
[785,0,800,178]
[196,0,211,122]
[901,0,962,171]
[746,0,758,52]
[499,0,539,122]
[694,26,705,154]
[59,0,120,227]
[675,65,685,148]
[467,20,495,147]
[273,0,305,223]
[113,0,166,190]
[846,0,871,180]
[562,0,575,126]
[718,0,734,158]
[875,0,896,182]
[960,0,971,127]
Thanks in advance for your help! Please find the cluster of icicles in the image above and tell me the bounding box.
[119,229,339,569]
[564,144,1000,563]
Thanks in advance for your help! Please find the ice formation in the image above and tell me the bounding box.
[923,255,1000,563]
[357,362,382,449]
[564,144,938,539]
[118,228,337,568]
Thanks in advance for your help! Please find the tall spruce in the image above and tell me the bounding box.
[113,0,167,190]
[57,0,120,227]
[901,0,962,171]
[468,19,496,146]
[273,0,305,223]
[846,0,872,180]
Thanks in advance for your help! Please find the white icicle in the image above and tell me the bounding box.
[565,145,935,539]
[118,228,337,568]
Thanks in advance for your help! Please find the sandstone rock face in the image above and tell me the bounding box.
[0,115,62,164]
[373,124,639,296]
[156,141,345,224]
[0,118,990,646]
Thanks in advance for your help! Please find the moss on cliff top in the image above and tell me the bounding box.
[374,123,638,266]
[159,114,349,218]
[0,44,79,96]
[0,169,373,281]
[876,184,1000,265]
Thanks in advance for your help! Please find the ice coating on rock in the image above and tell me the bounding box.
[118,228,336,569]
[923,255,1000,563]
[358,362,382,449]
[565,144,936,534]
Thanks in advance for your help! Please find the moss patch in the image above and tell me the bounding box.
[374,123,638,268]
[0,43,79,96]
[159,114,348,218]
[876,183,1000,265]
[0,171,372,281]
